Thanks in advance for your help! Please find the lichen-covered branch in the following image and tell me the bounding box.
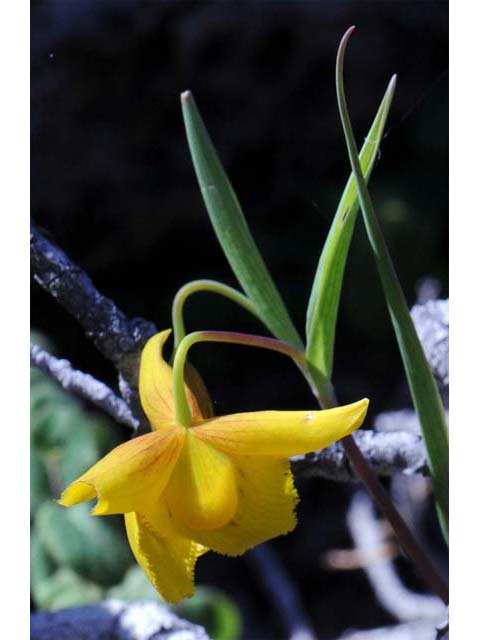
[30,343,139,430]
[30,221,157,387]
[292,430,428,482]
[411,299,449,387]
[31,220,157,431]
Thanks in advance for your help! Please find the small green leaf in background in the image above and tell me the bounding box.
[181,91,303,349]
[30,446,51,518]
[33,567,104,611]
[107,565,159,601]
[35,502,133,587]
[31,532,57,591]
[58,415,122,487]
[30,368,73,451]
[176,586,242,640]
[305,75,396,381]
[335,28,448,539]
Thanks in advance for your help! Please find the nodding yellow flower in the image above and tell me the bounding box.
[59,330,369,603]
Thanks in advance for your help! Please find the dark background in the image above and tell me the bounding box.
[31,1,448,637]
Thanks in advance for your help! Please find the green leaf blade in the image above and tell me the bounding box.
[336,29,448,538]
[181,91,302,349]
[306,76,396,380]
[33,567,104,611]
[36,502,132,587]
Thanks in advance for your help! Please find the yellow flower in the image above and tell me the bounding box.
[59,330,369,603]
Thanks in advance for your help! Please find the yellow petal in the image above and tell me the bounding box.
[173,456,298,556]
[125,511,206,604]
[58,425,185,515]
[139,331,206,429]
[193,399,369,456]
[165,430,238,530]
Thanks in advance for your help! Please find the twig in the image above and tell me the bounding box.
[30,343,139,430]
[30,221,157,386]
[410,299,449,387]
[248,545,317,640]
[340,435,448,604]
[31,220,157,432]
[292,430,427,482]
[347,491,445,622]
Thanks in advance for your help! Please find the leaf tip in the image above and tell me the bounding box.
[181,90,193,102]
[342,25,356,43]
[337,26,356,70]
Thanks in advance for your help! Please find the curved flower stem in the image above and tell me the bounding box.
[172,330,309,427]
[343,441,448,604]
[172,279,262,350]
[318,385,448,604]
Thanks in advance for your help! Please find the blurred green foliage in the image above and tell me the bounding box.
[30,333,241,639]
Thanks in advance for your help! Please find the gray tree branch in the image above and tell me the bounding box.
[30,343,139,430]
[30,221,157,386]
[411,299,449,388]
[31,220,157,431]
[292,430,427,482]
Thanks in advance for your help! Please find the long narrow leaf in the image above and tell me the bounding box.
[306,76,396,380]
[336,27,449,539]
[181,91,303,349]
